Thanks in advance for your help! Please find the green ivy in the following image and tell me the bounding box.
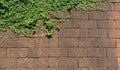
[0,0,106,37]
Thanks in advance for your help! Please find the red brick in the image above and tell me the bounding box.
[79,38,98,47]
[0,48,6,57]
[59,38,79,47]
[79,58,98,68]
[88,29,109,38]
[87,48,106,57]
[71,10,89,20]
[116,39,120,47]
[59,29,79,37]
[68,48,87,57]
[79,20,97,28]
[0,58,17,68]
[37,38,58,47]
[7,48,27,57]
[59,58,78,68]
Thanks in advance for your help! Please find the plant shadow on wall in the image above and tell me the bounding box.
[0,0,106,38]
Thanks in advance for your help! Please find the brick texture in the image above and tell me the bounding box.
[0,0,120,70]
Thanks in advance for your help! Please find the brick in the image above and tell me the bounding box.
[97,20,116,28]
[18,38,37,47]
[48,48,68,57]
[45,58,58,68]
[59,38,79,47]
[98,38,117,47]
[89,68,108,70]
[79,29,88,37]
[98,58,117,67]
[108,12,120,19]
[59,29,79,38]
[68,48,87,57]
[17,58,37,68]
[60,20,79,29]
[77,68,88,70]
[79,58,97,68]
[79,38,97,47]
[71,10,89,20]
[0,58,17,68]
[0,48,6,57]
[115,3,120,11]
[28,48,48,57]
[0,38,19,47]
[89,12,108,19]
[79,20,97,28]
[37,38,58,47]
[88,29,109,38]
[7,48,27,57]
[56,11,70,18]
[109,29,120,38]
[116,39,120,47]
[87,48,106,57]
[59,58,78,68]
[107,48,120,57]
[96,3,114,11]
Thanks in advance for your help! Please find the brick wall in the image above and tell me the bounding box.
[0,0,120,70]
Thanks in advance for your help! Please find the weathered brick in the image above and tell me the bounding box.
[88,29,109,38]
[48,48,68,57]
[109,29,120,38]
[0,38,19,47]
[56,11,70,18]
[17,58,37,68]
[79,20,97,28]
[28,48,48,57]
[89,68,108,70]
[96,3,114,11]
[18,38,37,47]
[98,38,117,47]
[7,48,27,57]
[107,48,120,57]
[116,39,120,47]
[71,10,89,20]
[97,20,116,28]
[87,48,106,57]
[79,58,98,68]
[0,58,17,68]
[115,3,120,11]
[89,12,108,19]
[59,38,79,47]
[108,12,120,19]
[45,58,58,68]
[60,20,79,29]
[59,29,79,38]
[0,48,6,57]
[79,38,97,47]
[68,48,87,57]
[37,38,58,47]
[98,58,117,67]
[59,58,78,68]
[79,29,88,37]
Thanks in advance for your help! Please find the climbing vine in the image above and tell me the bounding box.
[0,0,106,37]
